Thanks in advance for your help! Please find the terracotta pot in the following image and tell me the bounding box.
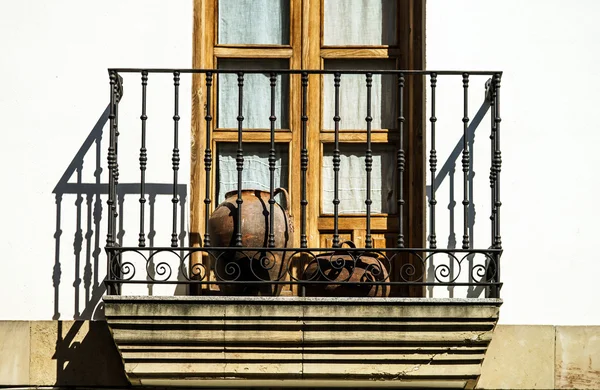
[301,242,390,297]
[208,188,293,296]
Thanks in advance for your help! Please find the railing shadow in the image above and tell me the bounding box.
[53,320,129,387]
[426,98,492,298]
[52,104,187,320]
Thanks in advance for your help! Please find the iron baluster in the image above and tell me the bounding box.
[429,73,438,249]
[488,75,500,300]
[204,72,213,247]
[489,80,497,248]
[114,76,123,294]
[462,73,470,249]
[235,72,244,247]
[139,71,148,247]
[493,74,502,249]
[107,71,117,248]
[365,73,373,248]
[106,71,117,295]
[113,79,121,247]
[268,73,277,248]
[300,72,309,248]
[332,72,341,248]
[107,71,122,294]
[171,71,180,247]
[397,73,405,248]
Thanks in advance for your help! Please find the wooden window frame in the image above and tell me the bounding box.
[190,0,425,296]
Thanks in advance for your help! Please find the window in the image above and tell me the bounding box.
[190,0,425,296]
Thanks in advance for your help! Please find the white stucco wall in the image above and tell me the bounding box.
[427,0,600,324]
[0,0,193,319]
[1,0,598,325]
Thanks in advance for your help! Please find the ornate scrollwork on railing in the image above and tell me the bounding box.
[105,245,501,297]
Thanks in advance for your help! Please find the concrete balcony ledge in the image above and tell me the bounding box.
[103,296,502,388]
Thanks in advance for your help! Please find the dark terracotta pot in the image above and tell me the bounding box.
[208,188,293,296]
[301,242,390,297]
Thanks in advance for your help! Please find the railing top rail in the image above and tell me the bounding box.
[108,68,503,76]
[107,246,503,254]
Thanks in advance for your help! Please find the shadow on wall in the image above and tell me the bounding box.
[425,98,492,298]
[53,321,129,387]
[51,104,188,321]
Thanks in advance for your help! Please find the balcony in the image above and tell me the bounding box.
[102,68,503,388]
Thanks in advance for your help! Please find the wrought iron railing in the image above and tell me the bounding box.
[104,68,503,298]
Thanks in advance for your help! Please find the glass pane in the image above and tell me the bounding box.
[323,59,396,130]
[324,0,397,46]
[218,59,290,129]
[216,143,289,205]
[218,0,290,45]
[322,143,396,214]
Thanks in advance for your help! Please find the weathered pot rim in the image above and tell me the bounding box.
[224,188,289,198]
[224,188,268,197]
[222,188,290,212]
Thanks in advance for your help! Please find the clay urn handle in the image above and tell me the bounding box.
[274,187,290,211]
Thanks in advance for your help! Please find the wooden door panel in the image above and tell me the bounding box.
[319,232,353,248]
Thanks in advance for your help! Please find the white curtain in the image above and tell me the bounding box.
[323,59,396,130]
[323,0,397,46]
[216,143,289,205]
[218,0,290,44]
[218,59,289,129]
[322,144,396,214]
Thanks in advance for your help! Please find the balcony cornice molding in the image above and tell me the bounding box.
[104,296,502,389]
